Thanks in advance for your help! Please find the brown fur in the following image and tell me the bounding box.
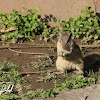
[56,32,84,74]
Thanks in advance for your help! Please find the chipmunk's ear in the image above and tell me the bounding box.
[67,32,72,43]
[69,32,72,37]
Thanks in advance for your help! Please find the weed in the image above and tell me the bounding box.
[56,6,100,44]
[0,61,99,99]
[0,62,17,72]
[2,43,9,47]
[24,88,57,99]
[0,7,58,43]
[36,72,57,83]
[24,85,31,90]
[14,52,20,56]
[55,75,96,91]
[85,69,100,84]
[25,61,51,70]
[0,61,20,84]
[0,69,19,84]
[0,61,24,99]
[0,6,99,44]
[0,93,21,100]
[24,75,97,99]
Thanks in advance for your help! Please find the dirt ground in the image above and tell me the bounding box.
[0,40,57,93]
[0,0,100,100]
[0,38,100,96]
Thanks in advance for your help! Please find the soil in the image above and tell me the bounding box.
[0,40,57,92]
[0,0,99,99]
[0,38,100,99]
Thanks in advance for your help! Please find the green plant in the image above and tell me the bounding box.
[0,69,19,84]
[86,70,100,84]
[24,88,57,99]
[26,61,51,70]
[40,27,59,42]
[0,61,24,99]
[55,75,96,91]
[0,61,17,72]
[57,6,100,44]
[0,7,40,42]
[0,61,20,84]
[0,93,21,100]
[0,61,99,99]
[24,75,98,99]
[36,72,57,83]
[0,7,58,43]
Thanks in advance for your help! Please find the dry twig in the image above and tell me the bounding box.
[0,26,18,33]
[8,48,53,64]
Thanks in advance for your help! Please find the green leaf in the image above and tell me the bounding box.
[17,11,22,15]
[96,29,100,35]
[1,16,6,22]
[81,9,85,13]
[91,12,95,16]
[5,21,9,25]
[18,34,24,38]
[79,24,83,27]
[23,6,28,11]
[14,30,18,35]
[2,25,6,28]
[94,35,99,39]
[59,19,63,24]
[8,32,15,37]
[27,15,31,20]
[11,38,16,43]
[2,12,7,15]
[86,6,89,11]
[86,14,90,17]
[36,7,41,12]
[89,8,94,13]
[81,15,86,20]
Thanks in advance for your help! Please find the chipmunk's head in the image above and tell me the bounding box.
[58,32,72,44]
[58,32,73,50]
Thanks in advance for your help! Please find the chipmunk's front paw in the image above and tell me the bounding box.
[62,52,66,56]
[62,52,70,57]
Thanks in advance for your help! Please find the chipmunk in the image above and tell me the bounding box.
[56,32,84,74]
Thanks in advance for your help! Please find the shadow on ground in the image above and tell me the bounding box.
[84,53,100,73]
